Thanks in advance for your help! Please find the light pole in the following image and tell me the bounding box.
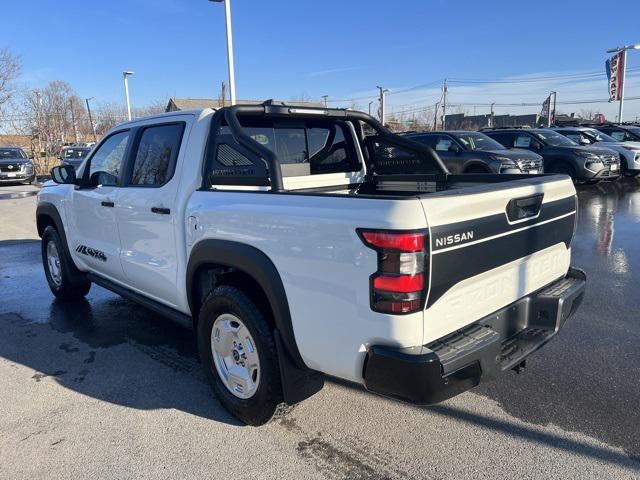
[368,101,373,116]
[210,0,237,106]
[321,95,328,107]
[607,43,640,122]
[123,71,134,121]
[85,97,97,142]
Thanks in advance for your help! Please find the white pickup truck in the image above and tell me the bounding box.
[37,103,586,425]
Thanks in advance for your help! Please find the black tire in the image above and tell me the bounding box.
[41,226,91,300]
[197,285,283,426]
[547,162,580,183]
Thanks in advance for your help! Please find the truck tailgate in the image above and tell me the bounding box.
[419,175,577,344]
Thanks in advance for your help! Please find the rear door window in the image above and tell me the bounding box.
[128,123,185,186]
[406,134,436,148]
[434,135,454,152]
[486,132,514,148]
[607,129,625,141]
[514,134,532,148]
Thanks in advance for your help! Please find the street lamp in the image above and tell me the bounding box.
[209,0,236,106]
[85,97,97,142]
[123,71,134,121]
[606,44,640,122]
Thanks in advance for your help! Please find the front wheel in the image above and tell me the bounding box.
[547,162,580,183]
[41,226,91,300]
[197,285,284,426]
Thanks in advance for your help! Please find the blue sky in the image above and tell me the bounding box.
[5,0,640,120]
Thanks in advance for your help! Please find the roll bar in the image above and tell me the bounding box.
[216,101,447,192]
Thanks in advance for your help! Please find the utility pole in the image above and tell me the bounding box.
[321,95,328,107]
[489,102,495,128]
[442,79,448,130]
[35,90,43,158]
[85,97,97,142]
[69,98,79,144]
[219,81,227,107]
[376,86,389,125]
[433,102,439,130]
[551,91,557,126]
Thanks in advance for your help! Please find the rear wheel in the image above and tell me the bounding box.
[41,226,91,300]
[197,285,283,426]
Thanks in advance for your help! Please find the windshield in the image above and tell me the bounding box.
[582,129,617,143]
[0,148,26,159]
[627,126,640,138]
[63,148,90,159]
[534,130,577,147]
[452,132,507,151]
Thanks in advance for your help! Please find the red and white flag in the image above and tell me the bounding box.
[606,51,625,101]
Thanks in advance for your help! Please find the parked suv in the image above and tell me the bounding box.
[552,126,640,177]
[588,123,640,143]
[0,147,36,184]
[403,131,544,174]
[60,146,92,170]
[483,128,620,182]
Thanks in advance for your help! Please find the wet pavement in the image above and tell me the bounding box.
[476,179,640,458]
[0,179,639,478]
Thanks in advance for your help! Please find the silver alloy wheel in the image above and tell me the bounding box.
[46,241,62,287]
[211,313,261,399]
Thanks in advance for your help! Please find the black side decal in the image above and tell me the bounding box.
[75,245,107,262]
[427,214,575,307]
[430,195,575,252]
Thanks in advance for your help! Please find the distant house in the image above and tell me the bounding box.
[165,98,324,112]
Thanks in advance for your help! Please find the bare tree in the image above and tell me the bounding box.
[0,48,21,118]
[579,109,598,121]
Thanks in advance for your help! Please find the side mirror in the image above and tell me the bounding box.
[50,164,76,184]
[531,141,542,150]
[448,144,461,153]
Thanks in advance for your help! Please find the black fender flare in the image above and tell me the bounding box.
[36,202,65,240]
[186,239,305,370]
[36,201,86,273]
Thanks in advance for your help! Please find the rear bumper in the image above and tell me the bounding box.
[363,267,586,405]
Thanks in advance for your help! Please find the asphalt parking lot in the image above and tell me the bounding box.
[0,180,639,479]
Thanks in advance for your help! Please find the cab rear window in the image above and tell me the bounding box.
[214,117,360,177]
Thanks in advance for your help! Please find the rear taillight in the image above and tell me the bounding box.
[359,229,429,314]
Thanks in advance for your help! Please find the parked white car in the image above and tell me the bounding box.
[553,126,640,177]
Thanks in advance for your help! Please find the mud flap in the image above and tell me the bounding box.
[274,329,324,405]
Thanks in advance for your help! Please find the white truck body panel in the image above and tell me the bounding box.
[38,106,582,392]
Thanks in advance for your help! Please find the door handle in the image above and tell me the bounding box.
[506,194,544,222]
[101,201,114,208]
[151,207,171,215]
